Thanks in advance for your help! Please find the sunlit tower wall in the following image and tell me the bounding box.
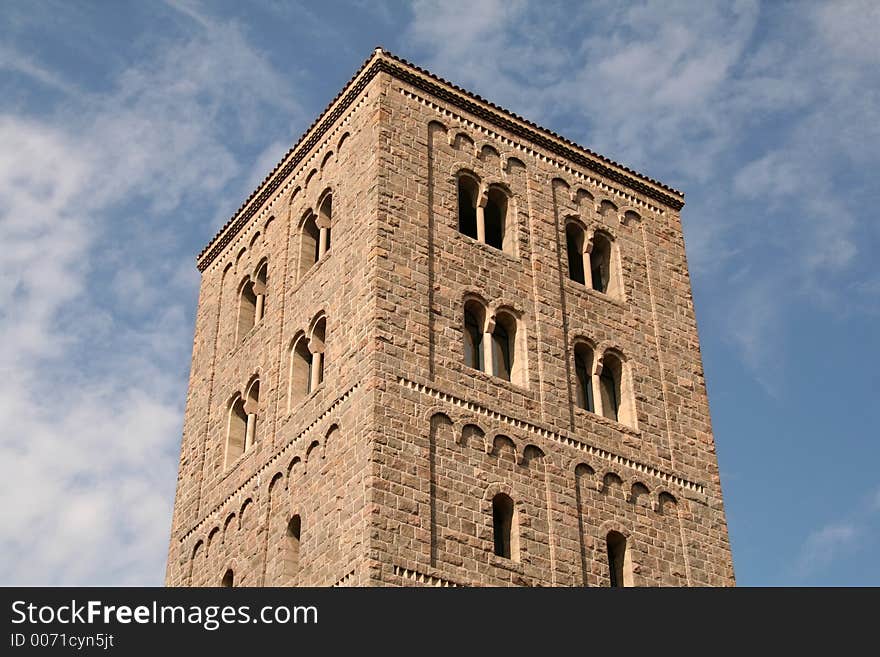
[165,48,735,587]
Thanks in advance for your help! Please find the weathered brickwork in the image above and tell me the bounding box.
[165,48,735,587]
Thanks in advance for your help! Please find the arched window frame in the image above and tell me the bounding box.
[284,514,302,584]
[236,275,257,342]
[597,350,636,428]
[490,308,525,386]
[455,172,517,256]
[298,210,320,280]
[573,340,596,413]
[606,530,634,587]
[316,189,333,258]
[482,184,514,255]
[589,229,622,299]
[565,220,587,285]
[463,300,486,372]
[243,377,260,449]
[456,172,479,240]
[252,259,268,325]
[224,393,248,468]
[491,492,519,562]
[288,333,312,410]
[308,315,327,394]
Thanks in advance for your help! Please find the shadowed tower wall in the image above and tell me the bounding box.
[166,49,735,588]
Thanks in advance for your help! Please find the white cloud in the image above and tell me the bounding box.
[404,0,880,389]
[794,523,859,577]
[0,44,81,95]
[0,11,300,584]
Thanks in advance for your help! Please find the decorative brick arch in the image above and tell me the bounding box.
[459,421,486,451]
[487,432,519,463]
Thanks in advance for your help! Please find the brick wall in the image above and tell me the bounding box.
[165,51,735,587]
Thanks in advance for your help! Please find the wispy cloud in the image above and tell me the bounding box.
[0,45,81,95]
[405,0,880,393]
[0,9,300,585]
[792,485,880,581]
[794,523,859,578]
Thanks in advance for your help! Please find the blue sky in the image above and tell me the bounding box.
[1,0,878,586]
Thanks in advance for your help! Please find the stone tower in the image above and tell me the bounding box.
[165,48,735,587]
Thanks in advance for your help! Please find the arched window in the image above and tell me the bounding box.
[492,321,512,381]
[574,342,594,412]
[243,378,260,448]
[253,260,268,324]
[599,352,633,426]
[221,569,234,587]
[600,368,618,421]
[457,175,478,239]
[225,394,247,467]
[606,531,633,587]
[237,277,257,341]
[463,300,486,371]
[309,318,326,392]
[284,515,301,583]
[491,312,519,383]
[566,223,586,285]
[317,193,332,256]
[492,493,518,561]
[484,187,508,252]
[590,232,617,296]
[289,334,312,406]
[299,212,320,279]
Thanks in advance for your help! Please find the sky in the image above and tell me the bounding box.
[1,0,878,587]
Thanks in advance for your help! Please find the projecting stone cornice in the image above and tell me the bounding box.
[398,377,706,496]
[197,47,684,272]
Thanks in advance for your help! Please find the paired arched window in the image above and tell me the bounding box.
[565,223,620,298]
[492,493,519,561]
[606,531,633,587]
[462,300,525,386]
[284,515,302,583]
[225,378,260,469]
[298,192,333,279]
[456,173,514,255]
[288,317,327,407]
[573,346,635,427]
[236,261,268,341]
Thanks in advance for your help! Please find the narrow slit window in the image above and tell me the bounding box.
[606,531,632,587]
[284,515,301,582]
[492,493,516,560]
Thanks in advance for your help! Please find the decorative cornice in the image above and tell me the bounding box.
[398,377,705,495]
[197,47,684,273]
[393,564,461,587]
